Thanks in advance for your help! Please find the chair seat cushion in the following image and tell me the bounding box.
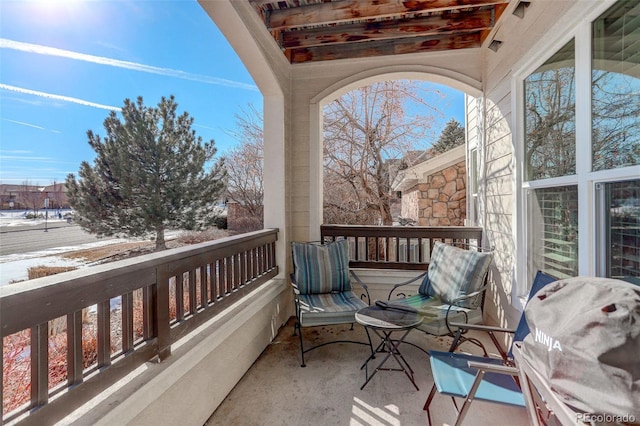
[430,350,525,407]
[389,294,483,336]
[297,291,368,327]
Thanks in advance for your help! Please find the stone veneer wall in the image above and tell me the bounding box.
[400,160,466,226]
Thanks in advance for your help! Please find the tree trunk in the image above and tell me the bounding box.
[155,225,166,251]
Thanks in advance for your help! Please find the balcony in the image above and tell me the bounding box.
[1,226,526,425]
[206,319,528,426]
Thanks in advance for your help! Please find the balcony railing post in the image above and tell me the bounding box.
[188,270,196,315]
[67,311,83,386]
[97,300,111,367]
[155,265,171,361]
[30,323,48,407]
[142,286,154,340]
[121,293,134,354]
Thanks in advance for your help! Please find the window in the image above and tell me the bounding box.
[597,179,640,281]
[524,40,576,181]
[592,1,640,171]
[523,40,578,281]
[520,0,639,287]
[528,186,579,279]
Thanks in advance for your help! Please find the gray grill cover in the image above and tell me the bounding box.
[522,276,640,419]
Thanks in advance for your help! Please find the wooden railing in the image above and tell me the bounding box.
[321,225,484,270]
[0,229,278,425]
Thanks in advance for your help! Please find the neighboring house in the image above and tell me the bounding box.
[392,145,466,226]
[42,182,69,209]
[0,183,69,210]
[0,184,23,209]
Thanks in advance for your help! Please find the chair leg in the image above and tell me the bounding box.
[294,320,306,367]
[423,384,438,426]
[453,370,486,426]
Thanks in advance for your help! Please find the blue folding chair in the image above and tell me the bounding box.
[423,271,557,426]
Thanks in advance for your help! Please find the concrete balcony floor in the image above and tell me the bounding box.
[206,318,529,426]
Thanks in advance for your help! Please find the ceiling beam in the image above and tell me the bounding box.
[268,0,508,31]
[288,32,482,63]
[281,9,494,49]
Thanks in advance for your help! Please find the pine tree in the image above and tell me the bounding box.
[431,118,465,154]
[66,95,226,250]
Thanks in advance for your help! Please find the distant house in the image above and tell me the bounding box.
[0,183,69,210]
[391,145,466,226]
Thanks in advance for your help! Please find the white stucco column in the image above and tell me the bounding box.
[308,101,323,241]
[263,95,287,277]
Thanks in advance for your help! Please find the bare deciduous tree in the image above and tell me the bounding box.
[525,50,640,180]
[18,180,43,216]
[323,80,440,225]
[224,104,264,230]
[525,66,577,180]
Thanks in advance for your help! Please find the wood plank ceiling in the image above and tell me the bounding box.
[249,0,510,64]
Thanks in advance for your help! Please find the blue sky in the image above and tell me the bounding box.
[0,0,464,186]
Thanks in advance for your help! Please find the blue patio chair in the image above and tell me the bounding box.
[290,239,373,367]
[423,271,557,426]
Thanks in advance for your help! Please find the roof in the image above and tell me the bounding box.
[391,144,466,192]
[249,0,510,64]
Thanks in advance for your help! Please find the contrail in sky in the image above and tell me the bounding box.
[0,84,121,111]
[0,38,259,92]
[1,118,61,133]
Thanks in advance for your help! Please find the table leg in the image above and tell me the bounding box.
[360,328,419,391]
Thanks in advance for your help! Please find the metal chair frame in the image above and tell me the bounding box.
[290,242,374,367]
[386,243,495,353]
[423,271,558,426]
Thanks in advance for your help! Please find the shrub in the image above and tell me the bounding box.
[174,229,228,245]
[2,331,30,415]
[27,266,78,280]
[231,216,262,233]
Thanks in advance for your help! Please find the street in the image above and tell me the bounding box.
[0,223,104,256]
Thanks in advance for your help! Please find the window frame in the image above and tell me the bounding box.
[513,0,640,298]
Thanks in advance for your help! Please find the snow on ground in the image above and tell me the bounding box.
[0,211,185,286]
[0,210,136,286]
[0,257,87,286]
[0,208,71,226]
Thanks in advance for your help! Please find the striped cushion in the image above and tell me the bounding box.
[418,242,492,308]
[297,291,368,327]
[292,240,351,295]
[389,294,483,336]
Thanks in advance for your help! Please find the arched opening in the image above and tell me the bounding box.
[307,68,482,238]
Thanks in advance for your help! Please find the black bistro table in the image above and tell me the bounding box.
[355,304,423,391]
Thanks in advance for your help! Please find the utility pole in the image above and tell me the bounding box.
[44,196,49,232]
